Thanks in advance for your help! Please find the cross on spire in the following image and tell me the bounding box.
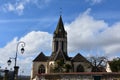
[60,8,62,16]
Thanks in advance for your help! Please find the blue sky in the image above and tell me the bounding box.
[0,0,120,75]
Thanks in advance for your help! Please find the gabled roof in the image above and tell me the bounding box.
[54,50,66,61]
[72,53,90,62]
[54,16,67,35]
[49,51,69,61]
[33,52,49,62]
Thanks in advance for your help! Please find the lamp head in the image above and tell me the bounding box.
[7,59,11,66]
[21,48,25,54]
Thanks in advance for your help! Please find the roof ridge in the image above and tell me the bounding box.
[33,52,49,62]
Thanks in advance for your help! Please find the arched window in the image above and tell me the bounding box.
[56,41,58,52]
[77,64,84,72]
[38,64,45,74]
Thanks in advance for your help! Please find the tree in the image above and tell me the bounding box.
[64,64,72,72]
[109,57,120,72]
[54,59,65,73]
[89,56,107,72]
[53,59,72,73]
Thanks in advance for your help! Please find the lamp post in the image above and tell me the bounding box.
[7,41,25,80]
[3,67,9,80]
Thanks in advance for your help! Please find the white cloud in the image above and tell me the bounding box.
[65,8,108,52]
[16,3,24,15]
[101,22,120,54]
[0,31,52,75]
[65,8,120,57]
[0,0,51,15]
[0,8,120,75]
[7,3,15,11]
[2,3,15,12]
[86,0,103,4]
[0,38,19,69]
[32,0,51,8]
[1,2,25,15]
[20,31,52,56]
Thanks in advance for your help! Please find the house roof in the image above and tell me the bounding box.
[33,52,49,62]
[72,53,90,63]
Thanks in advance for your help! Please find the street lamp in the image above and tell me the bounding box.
[7,59,11,66]
[3,67,9,80]
[7,41,25,80]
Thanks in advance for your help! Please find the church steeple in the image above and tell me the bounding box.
[54,15,67,38]
[50,16,68,61]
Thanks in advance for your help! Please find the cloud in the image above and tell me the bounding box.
[65,8,107,52]
[0,8,120,75]
[65,8,120,57]
[0,0,51,15]
[101,22,120,54]
[20,31,52,56]
[32,0,51,8]
[86,0,103,4]
[0,31,52,75]
[1,2,25,15]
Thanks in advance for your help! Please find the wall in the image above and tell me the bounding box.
[31,62,48,79]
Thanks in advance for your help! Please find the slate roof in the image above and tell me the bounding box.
[49,51,69,61]
[72,53,90,63]
[54,15,67,38]
[33,52,49,62]
[54,16,66,34]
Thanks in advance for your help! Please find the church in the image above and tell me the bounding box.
[31,16,93,79]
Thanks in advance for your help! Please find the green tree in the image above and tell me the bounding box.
[54,59,65,73]
[53,59,72,73]
[64,64,72,72]
[109,57,120,72]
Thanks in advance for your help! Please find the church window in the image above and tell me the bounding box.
[56,41,58,51]
[77,64,84,72]
[62,41,64,51]
[38,64,45,74]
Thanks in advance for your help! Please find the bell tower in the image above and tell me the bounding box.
[50,16,68,61]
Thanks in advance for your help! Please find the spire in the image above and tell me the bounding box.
[54,15,67,38]
[50,16,69,61]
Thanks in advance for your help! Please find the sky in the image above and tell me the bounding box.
[0,0,120,75]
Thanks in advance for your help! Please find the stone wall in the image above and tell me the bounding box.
[33,72,120,80]
[31,62,48,79]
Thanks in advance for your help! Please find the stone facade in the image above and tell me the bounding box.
[31,16,93,80]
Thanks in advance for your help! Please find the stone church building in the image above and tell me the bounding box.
[31,16,92,79]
